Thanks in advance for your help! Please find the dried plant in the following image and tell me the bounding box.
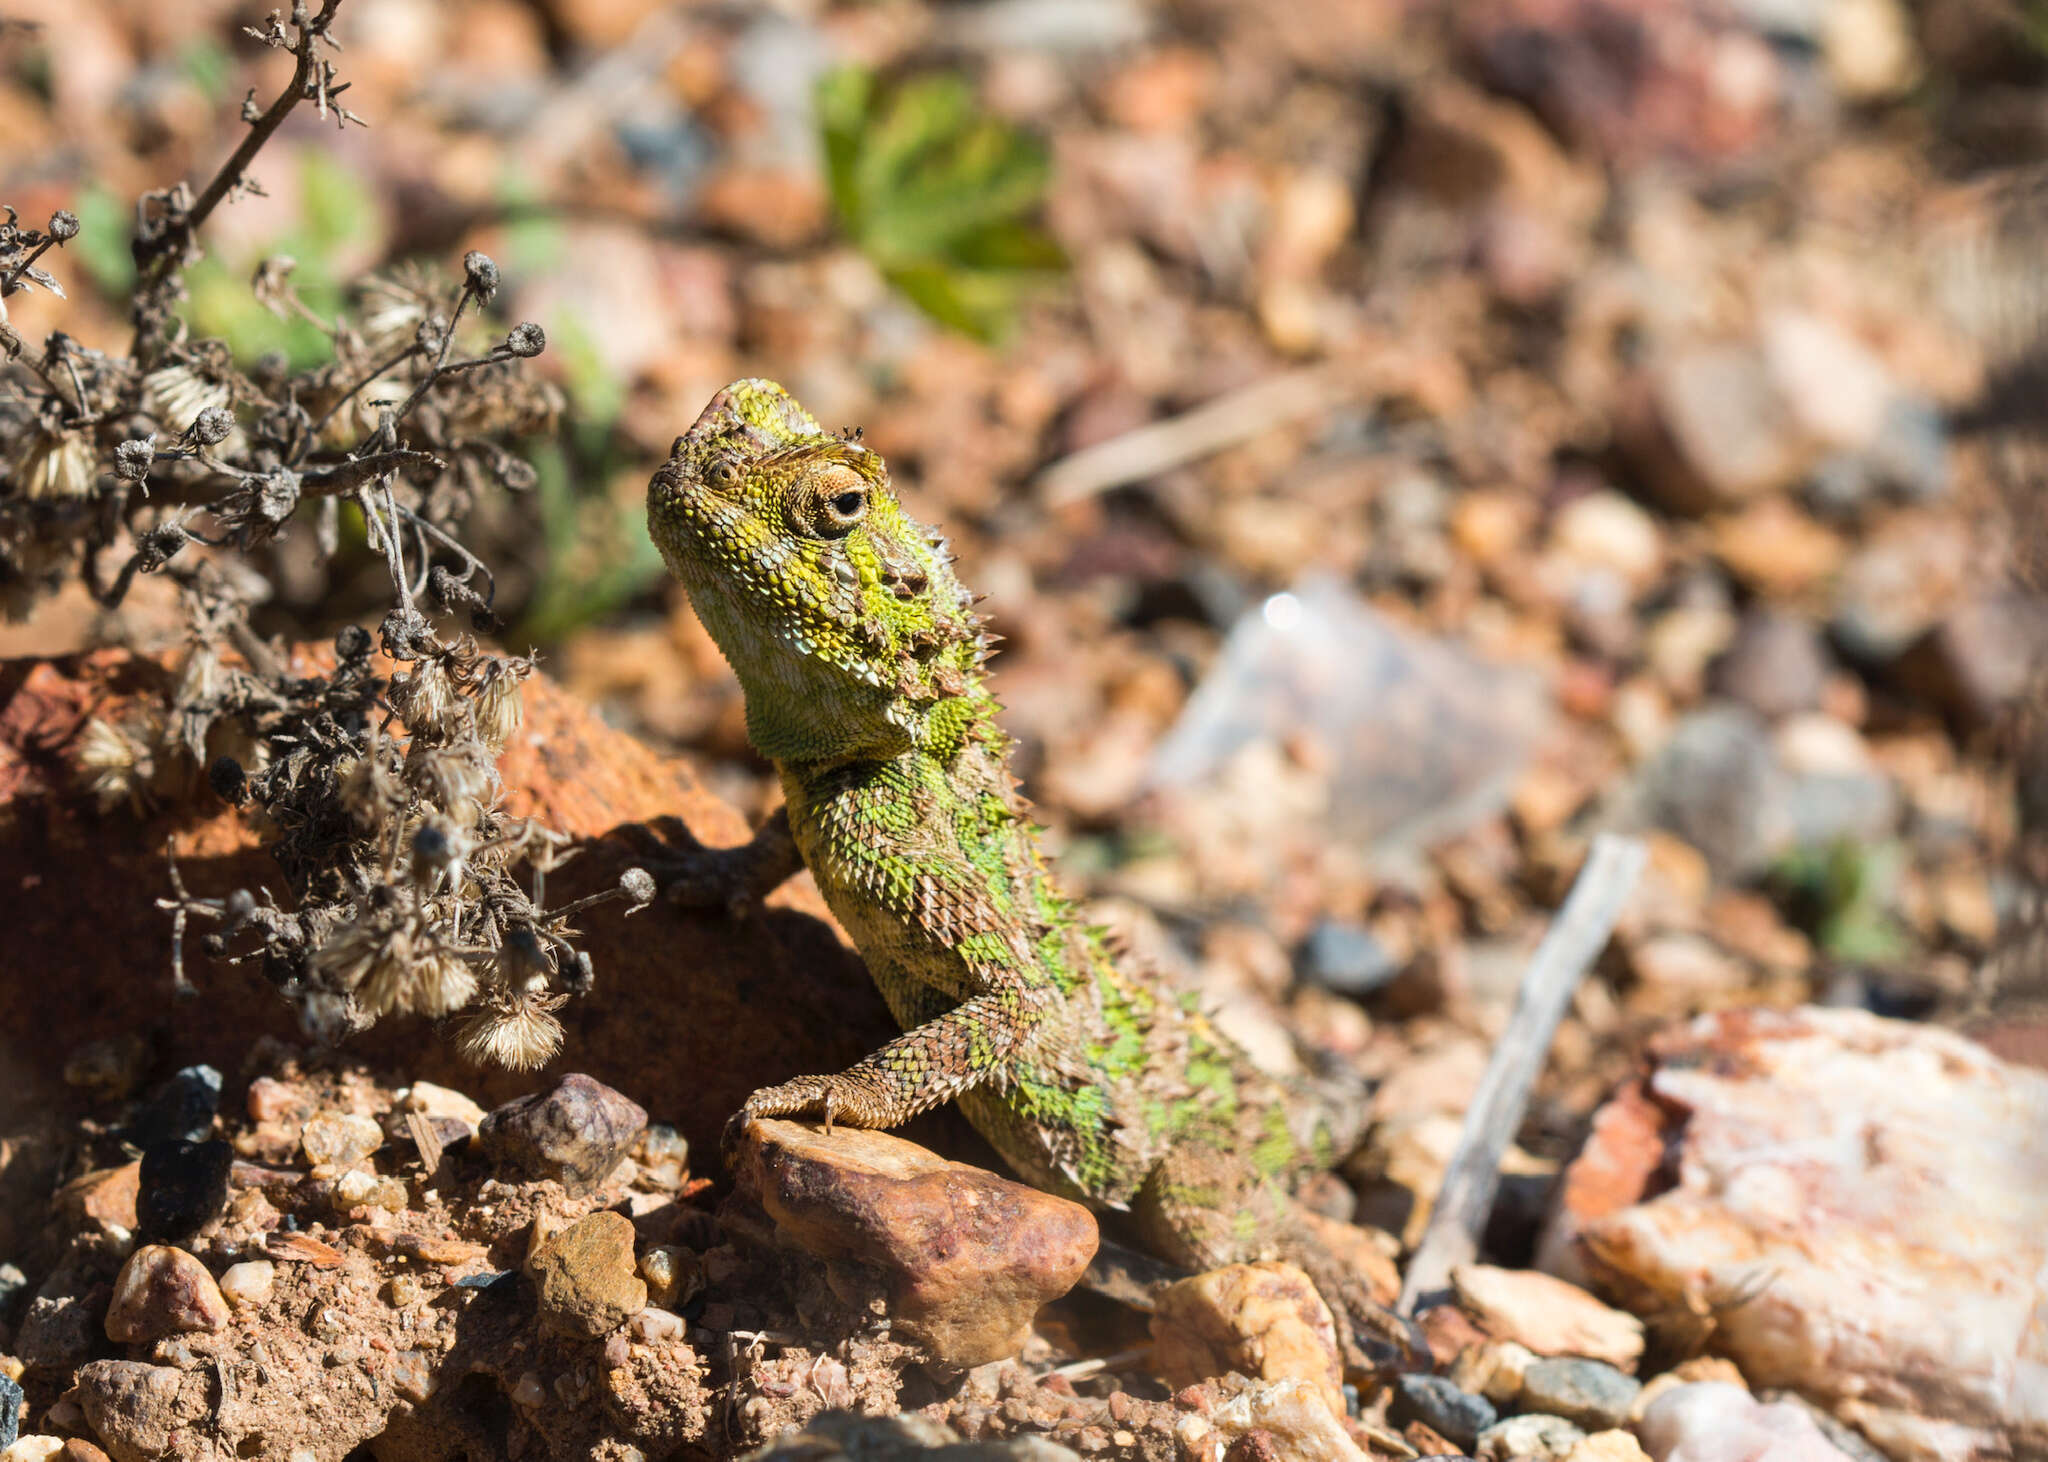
[2,0,649,1066]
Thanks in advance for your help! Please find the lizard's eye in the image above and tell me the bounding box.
[706,459,741,489]
[799,483,867,538]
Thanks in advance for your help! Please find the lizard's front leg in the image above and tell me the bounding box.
[729,978,1053,1147]
[634,805,806,918]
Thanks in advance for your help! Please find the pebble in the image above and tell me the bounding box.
[0,1261,26,1320]
[1449,1337,1538,1405]
[1450,1264,1643,1369]
[733,1118,1097,1367]
[0,1440,62,1462]
[104,1245,230,1344]
[1297,920,1400,997]
[1551,489,1663,590]
[1519,1356,1642,1430]
[529,1210,648,1338]
[1566,1433,1652,1462]
[217,1260,274,1311]
[56,1164,140,1234]
[70,1361,191,1462]
[1632,704,1788,881]
[630,1306,685,1343]
[402,1081,486,1130]
[1388,1373,1495,1448]
[1636,1382,1856,1462]
[298,1111,383,1168]
[1476,1411,1586,1460]
[478,1074,647,1192]
[1710,611,1829,721]
[136,1139,233,1242]
[1151,1262,1345,1415]
[0,1371,19,1449]
[1192,1378,1362,1462]
[638,1244,702,1309]
[122,1065,222,1148]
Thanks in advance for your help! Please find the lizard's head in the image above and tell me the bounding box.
[647,379,988,763]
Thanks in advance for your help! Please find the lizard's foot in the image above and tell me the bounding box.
[720,1072,897,1162]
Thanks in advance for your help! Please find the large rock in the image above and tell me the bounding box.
[103,1246,229,1345]
[1547,1008,2048,1460]
[527,1210,648,1338]
[67,1362,207,1462]
[732,1118,1097,1367]
[0,647,894,1166]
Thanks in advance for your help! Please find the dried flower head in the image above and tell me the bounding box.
[142,362,233,434]
[13,424,95,499]
[457,987,565,1070]
[472,655,530,749]
[77,716,157,813]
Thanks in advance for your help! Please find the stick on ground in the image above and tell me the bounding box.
[1397,832,1648,1313]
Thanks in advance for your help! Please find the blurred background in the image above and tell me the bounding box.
[3,0,2044,1157]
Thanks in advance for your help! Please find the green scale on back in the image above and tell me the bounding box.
[647,379,1420,1374]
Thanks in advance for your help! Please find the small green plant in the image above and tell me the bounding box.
[1771,839,1910,965]
[817,66,1066,342]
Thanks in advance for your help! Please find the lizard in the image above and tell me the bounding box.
[645,378,1424,1374]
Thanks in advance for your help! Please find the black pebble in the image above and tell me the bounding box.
[137,1137,235,1241]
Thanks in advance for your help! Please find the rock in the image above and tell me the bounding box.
[120,1065,221,1149]
[1626,933,1750,1006]
[527,1210,647,1339]
[1827,514,1972,664]
[57,1441,113,1462]
[298,1111,382,1168]
[1821,0,1921,99]
[1187,1378,1369,1462]
[135,1139,232,1242]
[1565,1433,1652,1462]
[1893,592,2048,733]
[1448,1337,1539,1405]
[733,1118,1097,1367]
[1759,311,1895,456]
[1549,1008,2048,1458]
[745,1409,1084,1459]
[1636,1383,1857,1462]
[1475,1412,1586,1461]
[1387,1373,1495,1448]
[1629,705,1787,881]
[1450,1264,1643,1370]
[1,1440,62,1462]
[1550,490,1664,592]
[1709,500,1845,598]
[1518,1356,1641,1430]
[630,1306,685,1344]
[1151,1262,1345,1414]
[54,1164,139,1233]
[68,1361,201,1462]
[1709,612,1829,721]
[1631,346,1807,512]
[477,1073,647,1192]
[637,1244,702,1310]
[104,1245,230,1344]
[401,1081,486,1130]
[216,1260,274,1311]
[1297,920,1400,998]
[0,1372,19,1449]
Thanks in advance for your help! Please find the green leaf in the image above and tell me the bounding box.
[816,65,1066,340]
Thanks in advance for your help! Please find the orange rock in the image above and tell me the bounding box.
[55,1163,140,1233]
[734,1117,1097,1367]
[1152,1261,1346,1414]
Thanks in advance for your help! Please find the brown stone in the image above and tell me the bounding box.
[104,1245,229,1344]
[528,1210,647,1339]
[1450,1264,1643,1371]
[1152,1262,1345,1414]
[67,1361,204,1462]
[55,1164,140,1233]
[478,1073,646,1192]
[734,1118,1098,1367]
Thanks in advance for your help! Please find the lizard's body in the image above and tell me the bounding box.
[648,380,1415,1368]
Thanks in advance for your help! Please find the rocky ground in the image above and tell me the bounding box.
[3,0,2048,1458]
